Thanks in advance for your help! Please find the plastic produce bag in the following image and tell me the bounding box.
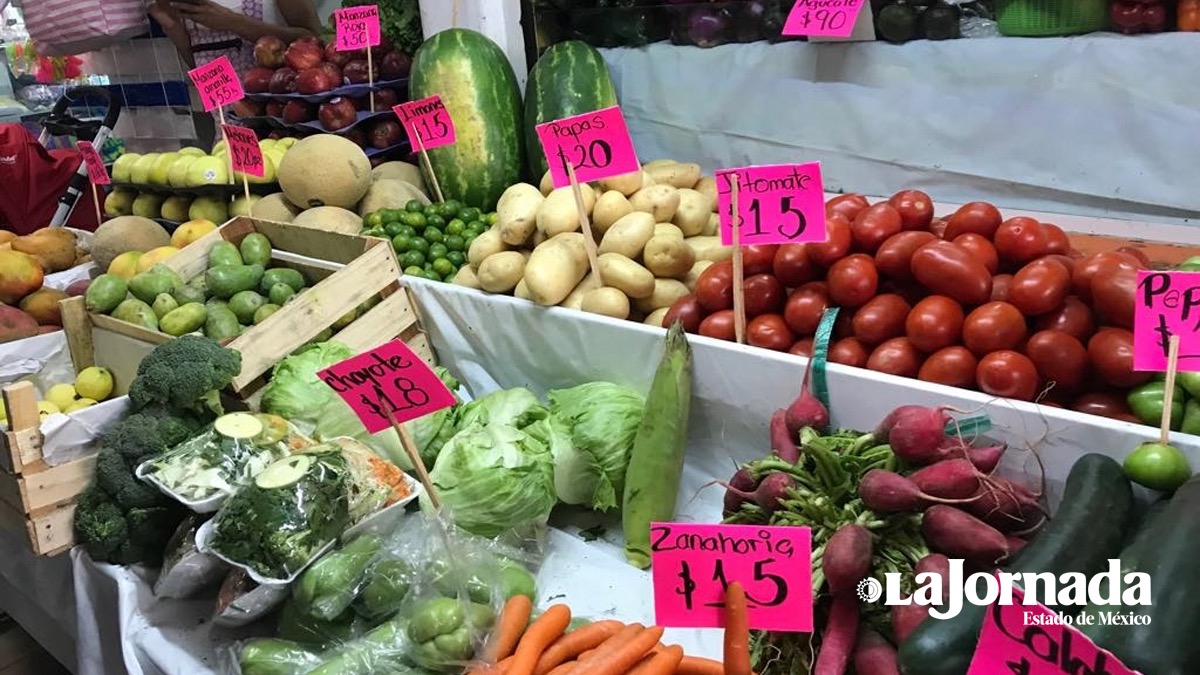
[277,600,370,649]
[238,638,322,675]
[154,516,228,599]
[294,534,383,621]
[213,569,291,628]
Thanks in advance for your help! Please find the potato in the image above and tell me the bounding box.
[525,237,589,306]
[592,191,634,234]
[633,279,690,314]
[598,212,655,259]
[703,213,719,237]
[686,235,733,263]
[538,184,596,237]
[645,307,669,327]
[672,188,714,237]
[641,171,655,186]
[514,278,532,300]
[559,272,601,310]
[539,170,555,195]
[468,227,509,269]
[655,223,685,240]
[694,176,718,206]
[550,232,590,267]
[497,183,545,246]
[532,229,549,247]
[628,185,680,223]
[642,159,678,171]
[683,260,713,291]
[647,162,702,189]
[581,287,631,320]
[452,265,481,289]
[598,253,655,299]
[477,251,527,294]
[598,170,643,196]
[643,235,696,279]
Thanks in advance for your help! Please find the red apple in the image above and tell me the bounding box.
[268,67,298,94]
[291,35,323,50]
[296,67,336,95]
[319,62,343,86]
[379,51,411,81]
[232,99,266,117]
[350,95,369,111]
[325,42,359,66]
[343,60,371,84]
[282,99,316,124]
[346,128,368,147]
[318,97,358,132]
[370,119,402,149]
[375,88,400,110]
[370,36,394,59]
[285,40,323,71]
[253,36,287,68]
[242,67,275,94]
[265,100,286,118]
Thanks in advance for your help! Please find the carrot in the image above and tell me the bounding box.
[507,604,573,675]
[677,656,726,675]
[545,663,576,675]
[571,626,664,675]
[533,621,625,675]
[484,595,535,663]
[468,656,515,675]
[722,582,751,675]
[629,645,684,675]
[579,623,643,663]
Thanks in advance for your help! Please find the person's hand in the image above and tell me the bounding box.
[170,0,241,30]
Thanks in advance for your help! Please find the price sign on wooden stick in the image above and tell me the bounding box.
[188,56,245,186]
[535,106,640,189]
[782,0,868,38]
[77,140,108,227]
[730,173,746,344]
[393,96,452,203]
[221,123,263,204]
[1161,334,1181,445]
[715,164,826,246]
[334,5,381,111]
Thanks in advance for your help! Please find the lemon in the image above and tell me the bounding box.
[75,366,115,401]
[37,401,61,419]
[64,398,98,413]
[45,383,78,411]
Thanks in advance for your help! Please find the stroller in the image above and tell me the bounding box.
[0,85,122,235]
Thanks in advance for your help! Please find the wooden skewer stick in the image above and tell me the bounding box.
[731,173,746,344]
[566,162,603,285]
[384,405,441,509]
[1161,334,1181,445]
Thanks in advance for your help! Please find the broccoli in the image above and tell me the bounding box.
[74,486,128,561]
[103,407,205,463]
[95,450,161,509]
[75,470,185,566]
[127,336,242,417]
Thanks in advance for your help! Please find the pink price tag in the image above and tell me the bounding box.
[334,5,381,51]
[716,163,827,246]
[77,141,110,186]
[188,56,244,112]
[1133,270,1200,372]
[967,586,1142,675]
[221,124,264,178]
[317,340,456,435]
[783,0,867,38]
[393,96,456,151]
[535,106,640,189]
[650,523,812,632]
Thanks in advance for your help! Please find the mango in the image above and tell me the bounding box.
[107,251,144,280]
[136,246,180,272]
[19,287,68,325]
[0,250,44,304]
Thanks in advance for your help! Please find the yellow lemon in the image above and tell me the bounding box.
[108,250,144,280]
[45,383,77,411]
[36,401,61,420]
[75,366,115,401]
[64,398,98,413]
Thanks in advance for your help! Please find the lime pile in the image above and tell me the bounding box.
[362,199,498,282]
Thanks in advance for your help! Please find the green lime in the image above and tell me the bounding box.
[447,251,466,267]
[431,258,455,277]
[402,250,427,268]
[405,200,425,213]
[403,265,425,277]
[429,242,449,260]
[365,212,385,228]
[362,228,385,239]
[457,208,481,223]
[382,208,404,223]
[401,212,427,228]
[423,227,444,244]
[464,225,486,240]
[444,234,466,252]
[426,214,446,230]
[445,219,466,236]
[486,212,500,225]
[409,237,430,254]
[384,221,406,237]
[396,224,417,238]
[391,234,412,253]
[464,235,478,251]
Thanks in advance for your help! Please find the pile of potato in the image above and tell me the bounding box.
[455,159,731,325]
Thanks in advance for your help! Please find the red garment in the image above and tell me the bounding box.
[0,124,101,235]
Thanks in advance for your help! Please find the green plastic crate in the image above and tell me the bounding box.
[996,0,1108,36]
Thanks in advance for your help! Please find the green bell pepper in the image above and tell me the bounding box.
[1127,380,1184,430]
[1182,399,1200,436]
[1178,371,1200,399]
[407,597,494,671]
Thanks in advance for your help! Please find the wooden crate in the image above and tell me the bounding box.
[61,217,433,396]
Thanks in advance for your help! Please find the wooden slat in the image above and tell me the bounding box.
[58,297,95,372]
[164,217,248,281]
[26,503,75,556]
[1066,232,1197,266]
[1,430,40,474]
[0,384,40,475]
[89,314,173,346]
[255,219,371,264]
[4,456,95,512]
[330,287,419,354]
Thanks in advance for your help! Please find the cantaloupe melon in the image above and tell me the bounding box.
[371,162,427,194]
[277,135,371,210]
[357,179,430,216]
[290,206,363,235]
[91,216,171,271]
[251,193,301,223]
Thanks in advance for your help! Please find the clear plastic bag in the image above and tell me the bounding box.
[293,533,383,621]
[154,516,228,599]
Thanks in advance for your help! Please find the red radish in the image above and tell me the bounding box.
[770,409,801,463]
[921,505,1011,567]
[938,438,1006,473]
[1005,536,1027,558]
[914,553,950,605]
[823,524,874,595]
[909,459,982,499]
[872,404,927,444]
[814,594,859,675]
[723,467,758,515]
[857,469,971,513]
[853,629,900,675]
[891,600,930,645]
[785,355,829,436]
[962,479,1046,533]
[888,406,953,465]
[720,471,796,514]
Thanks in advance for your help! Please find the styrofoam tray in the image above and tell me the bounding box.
[134,460,226,514]
[342,472,422,541]
[196,518,334,586]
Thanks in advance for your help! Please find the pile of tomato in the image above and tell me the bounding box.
[662,191,1158,423]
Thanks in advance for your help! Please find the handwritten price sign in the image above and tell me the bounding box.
[221,124,264,178]
[189,56,244,112]
[715,163,827,246]
[318,340,455,434]
[393,96,456,150]
[967,587,1141,675]
[783,0,867,38]
[650,523,812,632]
[1133,271,1200,372]
[77,141,110,186]
[535,106,640,189]
[334,5,381,51]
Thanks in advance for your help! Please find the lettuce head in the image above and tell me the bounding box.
[547,382,645,511]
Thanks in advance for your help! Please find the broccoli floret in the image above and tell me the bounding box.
[120,506,182,566]
[74,486,128,561]
[128,336,242,417]
[104,407,205,463]
[95,450,161,509]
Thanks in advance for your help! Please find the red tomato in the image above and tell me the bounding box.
[906,296,965,353]
[789,338,814,357]
[1115,246,1151,267]
[699,309,736,341]
[773,244,819,288]
[951,233,999,275]
[963,302,1027,356]
[826,194,870,222]
[783,283,831,336]
[743,273,786,317]
[852,294,912,346]
[918,346,979,389]
[695,260,734,312]
[829,337,869,368]
[888,190,935,231]
[866,338,923,378]
[993,217,1051,267]
[1090,266,1138,329]
[809,214,854,267]
[1071,251,1142,301]
[1034,296,1096,342]
[1087,328,1151,388]
[944,202,1003,240]
[1008,258,1071,316]
[910,241,993,305]
[827,254,879,309]
[1025,330,1089,393]
[1042,223,1070,255]
[1071,392,1140,423]
[746,314,795,351]
[881,280,929,308]
[875,231,937,281]
[976,351,1040,401]
[741,245,779,277]
[851,203,904,253]
[833,309,856,340]
[1038,254,1076,275]
[662,294,705,333]
[929,218,949,239]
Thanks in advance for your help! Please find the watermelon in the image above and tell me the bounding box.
[409,29,525,211]
[523,40,620,178]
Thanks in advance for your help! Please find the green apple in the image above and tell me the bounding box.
[177,147,206,158]
[129,153,160,184]
[236,152,279,185]
[131,192,165,219]
[103,188,137,217]
[211,139,228,156]
[168,155,198,188]
[230,194,261,217]
[148,152,180,186]
[258,139,277,153]
[189,195,229,223]
[160,195,193,222]
[276,137,297,150]
[185,156,230,187]
[111,154,140,183]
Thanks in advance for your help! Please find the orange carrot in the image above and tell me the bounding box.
[570,626,665,675]
[533,621,625,675]
[630,645,684,675]
[545,663,576,675]
[676,656,725,675]
[507,604,573,675]
[723,582,751,675]
[484,595,535,663]
[579,623,643,664]
[468,655,515,675]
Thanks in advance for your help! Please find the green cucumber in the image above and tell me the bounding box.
[256,455,312,489]
[523,40,619,178]
[897,454,1134,675]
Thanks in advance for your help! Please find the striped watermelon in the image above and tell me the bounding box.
[409,29,525,211]
[523,40,620,178]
